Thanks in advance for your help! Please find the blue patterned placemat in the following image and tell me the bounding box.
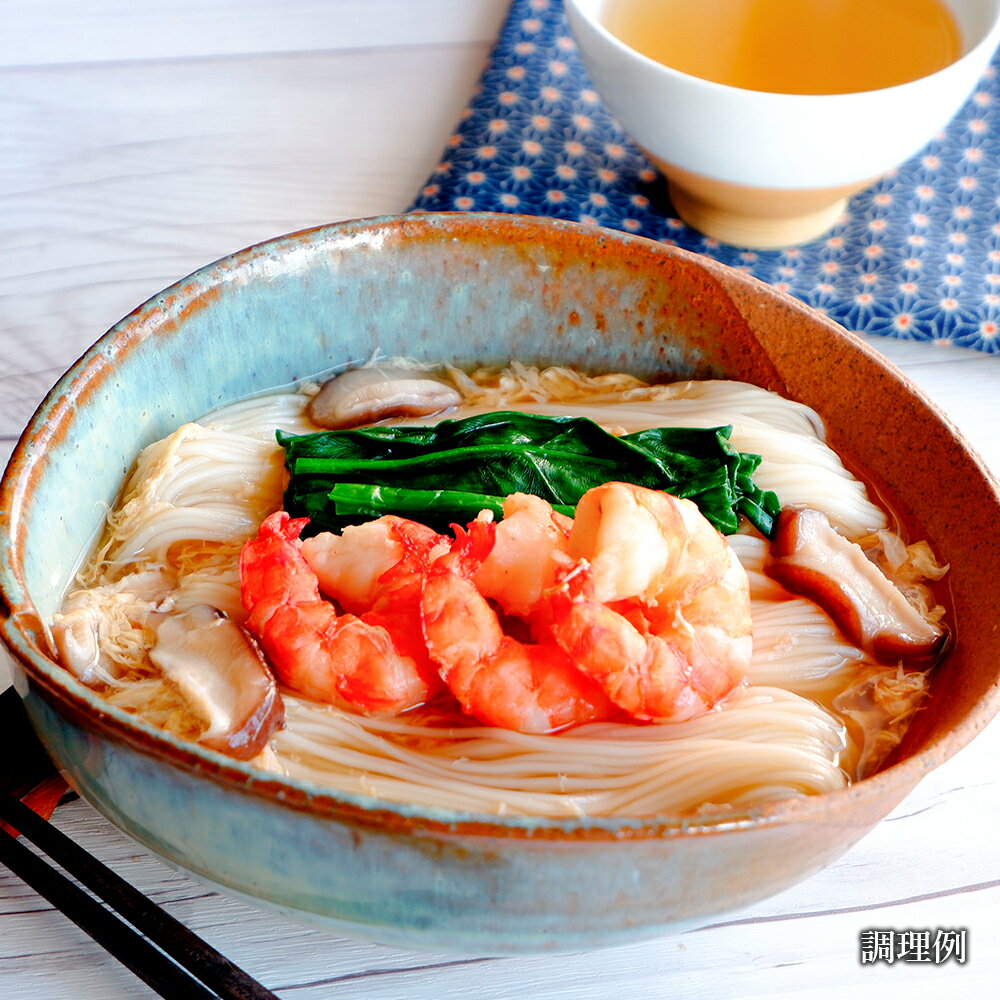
[409,0,1000,354]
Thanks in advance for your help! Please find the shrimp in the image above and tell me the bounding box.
[471,492,575,621]
[240,511,433,714]
[420,520,616,733]
[301,516,448,615]
[550,482,752,722]
[301,516,450,697]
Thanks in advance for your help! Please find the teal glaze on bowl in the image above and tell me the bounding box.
[2,213,1000,953]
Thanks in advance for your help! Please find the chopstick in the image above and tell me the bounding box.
[0,792,280,1000]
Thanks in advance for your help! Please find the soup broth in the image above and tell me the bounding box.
[51,365,948,818]
[601,0,963,95]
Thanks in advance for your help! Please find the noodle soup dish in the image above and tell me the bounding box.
[2,212,998,953]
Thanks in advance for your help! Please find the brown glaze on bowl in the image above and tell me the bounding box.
[1,212,998,953]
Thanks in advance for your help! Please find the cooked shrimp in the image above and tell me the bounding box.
[356,518,450,697]
[550,482,752,722]
[421,521,616,733]
[301,516,449,696]
[301,516,448,615]
[240,511,432,714]
[471,492,575,621]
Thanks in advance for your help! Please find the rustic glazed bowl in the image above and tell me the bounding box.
[1,212,999,953]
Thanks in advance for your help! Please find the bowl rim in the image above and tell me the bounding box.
[3,210,1000,840]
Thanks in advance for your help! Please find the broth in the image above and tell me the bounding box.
[601,0,962,94]
[50,367,949,816]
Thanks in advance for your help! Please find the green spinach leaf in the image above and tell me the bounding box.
[279,411,779,537]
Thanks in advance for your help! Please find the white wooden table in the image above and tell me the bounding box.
[2,2,999,997]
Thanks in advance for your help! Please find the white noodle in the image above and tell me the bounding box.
[271,686,846,817]
[199,390,315,439]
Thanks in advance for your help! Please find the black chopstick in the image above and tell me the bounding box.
[0,822,222,998]
[0,793,280,1000]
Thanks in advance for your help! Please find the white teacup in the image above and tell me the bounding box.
[565,0,1000,248]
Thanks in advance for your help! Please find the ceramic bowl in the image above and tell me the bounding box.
[2,212,999,954]
[565,0,1000,248]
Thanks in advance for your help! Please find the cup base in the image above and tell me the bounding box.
[668,185,848,250]
[645,157,866,249]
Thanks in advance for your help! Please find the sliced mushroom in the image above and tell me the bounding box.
[149,604,284,759]
[308,366,462,429]
[51,570,177,683]
[765,507,946,665]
